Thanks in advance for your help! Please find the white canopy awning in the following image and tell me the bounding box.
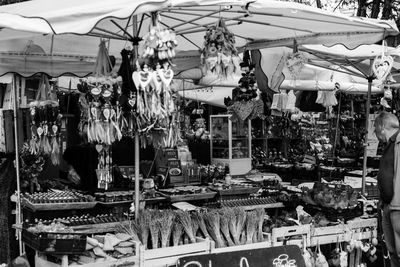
[0,0,397,53]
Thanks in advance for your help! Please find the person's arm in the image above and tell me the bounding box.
[67,165,81,186]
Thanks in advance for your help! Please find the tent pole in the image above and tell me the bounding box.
[13,74,23,254]
[362,59,374,196]
[132,15,140,222]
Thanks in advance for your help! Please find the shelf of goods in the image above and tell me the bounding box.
[270,218,377,247]
[138,237,211,267]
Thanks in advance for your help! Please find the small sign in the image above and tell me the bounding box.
[118,166,135,179]
[178,245,305,267]
[168,159,184,184]
[165,148,178,160]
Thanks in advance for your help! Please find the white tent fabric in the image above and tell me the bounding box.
[0,0,397,52]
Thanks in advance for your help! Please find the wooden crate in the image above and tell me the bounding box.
[35,252,139,267]
[310,223,348,246]
[139,237,211,267]
[310,218,378,246]
[210,233,271,253]
[271,224,310,247]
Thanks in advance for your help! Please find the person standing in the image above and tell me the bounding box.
[374,111,400,267]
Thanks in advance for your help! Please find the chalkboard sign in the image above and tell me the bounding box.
[177,245,305,267]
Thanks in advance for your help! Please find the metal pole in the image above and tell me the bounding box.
[135,132,140,221]
[132,15,140,222]
[362,73,374,196]
[13,75,23,254]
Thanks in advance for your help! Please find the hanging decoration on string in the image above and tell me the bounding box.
[28,74,61,166]
[201,18,241,82]
[77,40,123,190]
[133,12,181,149]
[372,42,394,109]
[285,40,307,84]
[225,69,266,121]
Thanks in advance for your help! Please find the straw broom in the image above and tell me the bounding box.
[149,218,161,249]
[219,209,235,246]
[255,208,266,242]
[245,211,257,245]
[226,208,240,245]
[116,220,140,243]
[177,211,196,243]
[192,211,209,239]
[172,220,184,246]
[190,213,200,238]
[159,210,175,248]
[234,207,246,245]
[203,210,225,248]
[138,210,151,249]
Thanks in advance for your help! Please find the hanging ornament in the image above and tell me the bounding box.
[201,18,239,80]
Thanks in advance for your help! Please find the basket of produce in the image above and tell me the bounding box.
[300,182,362,221]
[22,222,86,254]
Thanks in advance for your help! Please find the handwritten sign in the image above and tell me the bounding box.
[177,245,305,267]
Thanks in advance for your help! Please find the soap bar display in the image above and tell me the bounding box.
[23,191,94,203]
[22,190,97,211]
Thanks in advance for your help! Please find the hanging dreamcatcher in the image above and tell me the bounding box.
[28,74,61,166]
[133,12,181,149]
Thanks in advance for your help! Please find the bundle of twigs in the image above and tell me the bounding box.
[219,209,235,246]
[234,207,247,245]
[192,211,209,239]
[190,213,200,238]
[203,210,225,248]
[149,218,161,249]
[158,210,175,248]
[226,208,240,245]
[116,220,140,243]
[255,208,266,242]
[172,220,184,246]
[245,211,257,245]
[138,210,152,249]
[177,211,196,243]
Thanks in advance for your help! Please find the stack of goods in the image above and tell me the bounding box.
[73,232,137,264]
[216,197,279,208]
[201,18,241,80]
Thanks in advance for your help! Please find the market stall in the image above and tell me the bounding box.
[0,0,397,266]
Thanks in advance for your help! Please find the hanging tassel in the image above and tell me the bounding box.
[51,137,60,165]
